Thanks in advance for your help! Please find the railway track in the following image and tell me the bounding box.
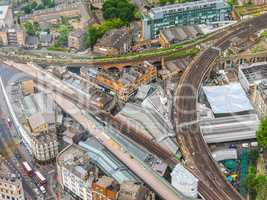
[175,13,267,200]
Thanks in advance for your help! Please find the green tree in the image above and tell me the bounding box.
[256,117,267,149]
[102,0,136,23]
[41,0,55,8]
[103,7,118,19]
[23,4,33,14]
[84,18,125,48]
[23,21,40,36]
[54,25,71,47]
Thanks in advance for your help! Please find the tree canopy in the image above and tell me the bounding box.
[22,0,55,14]
[256,117,267,149]
[23,21,40,36]
[102,0,136,23]
[54,25,71,47]
[84,18,125,48]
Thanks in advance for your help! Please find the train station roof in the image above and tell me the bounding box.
[203,83,253,114]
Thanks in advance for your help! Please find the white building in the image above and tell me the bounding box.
[0,6,13,29]
[57,145,96,200]
[171,164,198,198]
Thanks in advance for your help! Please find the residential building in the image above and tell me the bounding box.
[0,28,26,46]
[20,1,90,29]
[142,0,231,39]
[159,25,203,48]
[0,5,13,29]
[0,157,25,200]
[25,35,39,49]
[68,29,85,50]
[94,27,133,56]
[80,61,157,101]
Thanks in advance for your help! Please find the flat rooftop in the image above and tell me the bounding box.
[150,0,224,14]
[203,83,253,114]
[200,113,259,143]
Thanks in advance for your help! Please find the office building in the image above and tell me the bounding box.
[142,0,230,39]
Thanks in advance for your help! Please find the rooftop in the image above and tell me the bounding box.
[0,156,21,184]
[203,83,253,114]
[57,145,95,180]
[161,25,203,43]
[79,136,139,184]
[150,0,224,15]
[117,103,178,155]
[69,29,85,38]
[28,112,56,130]
[95,27,131,50]
[240,62,267,85]
[22,92,56,117]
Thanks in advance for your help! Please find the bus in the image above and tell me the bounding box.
[34,171,47,186]
[22,161,33,176]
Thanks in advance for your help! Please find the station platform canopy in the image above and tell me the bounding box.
[203,83,253,114]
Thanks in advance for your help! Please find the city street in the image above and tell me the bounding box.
[0,62,75,200]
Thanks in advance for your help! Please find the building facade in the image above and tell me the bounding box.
[57,145,97,200]
[0,28,26,46]
[68,29,85,50]
[32,133,59,162]
[142,0,231,39]
[80,61,157,101]
[0,157,25,200]
[94,27,133,56]
[0,5,13,29]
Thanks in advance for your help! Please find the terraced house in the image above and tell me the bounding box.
[142,0,231,39]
